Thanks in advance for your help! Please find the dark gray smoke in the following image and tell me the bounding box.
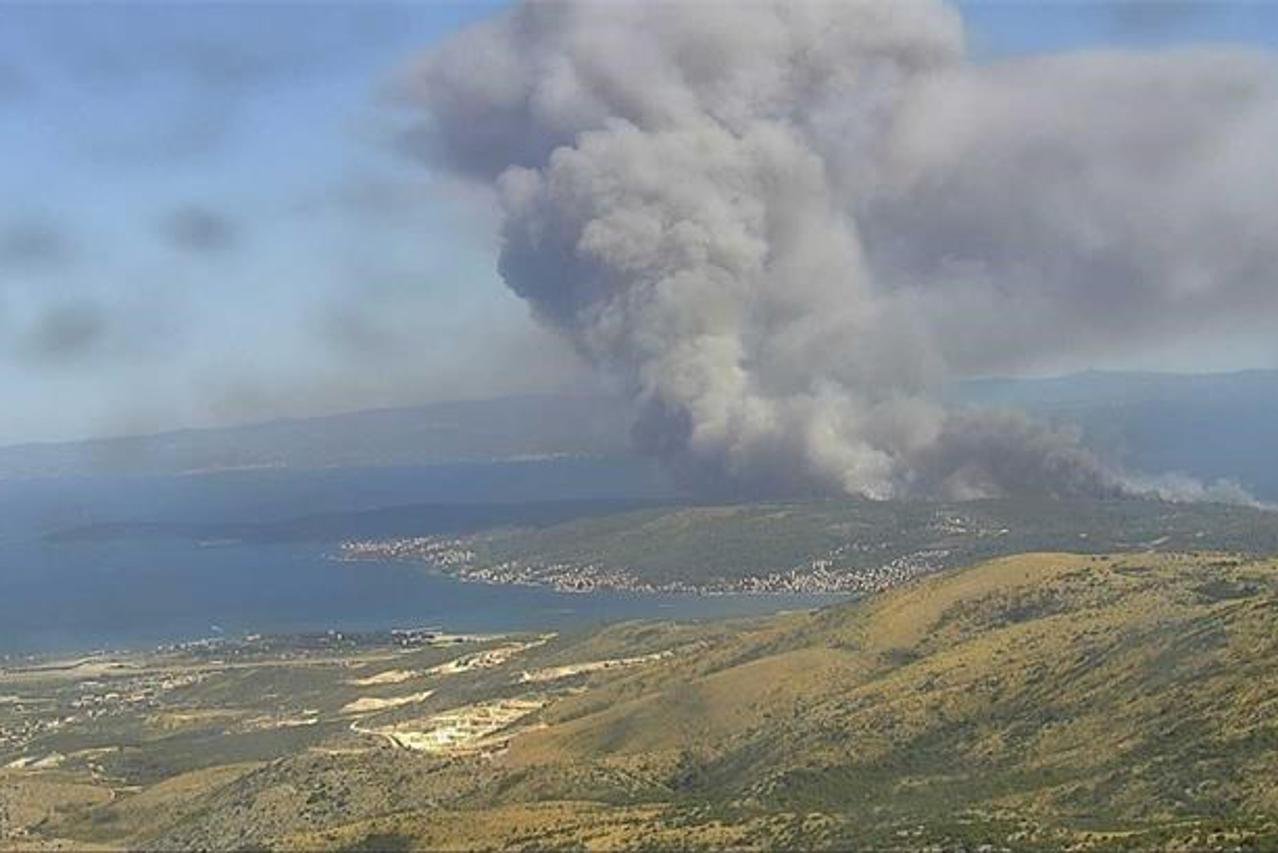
[403,0,1278,500]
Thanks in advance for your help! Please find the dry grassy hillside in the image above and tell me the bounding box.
[468,552,1278,849]
[7,551,1278,851]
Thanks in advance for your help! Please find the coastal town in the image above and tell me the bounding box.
[338,535,952,596]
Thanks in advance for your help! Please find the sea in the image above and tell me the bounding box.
[0,459,844,656]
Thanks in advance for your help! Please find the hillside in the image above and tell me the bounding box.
[6,551,1278,849]
[343,497,1278,593]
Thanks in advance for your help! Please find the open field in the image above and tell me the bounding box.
[6,549,1278,849]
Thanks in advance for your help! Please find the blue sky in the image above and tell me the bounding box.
[959,0,1278,58]
[1,1,1276,444]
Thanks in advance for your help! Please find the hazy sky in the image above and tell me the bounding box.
[1,1,1276,445]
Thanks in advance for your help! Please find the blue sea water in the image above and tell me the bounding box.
[0,462,843,655]
[0,538,841,655]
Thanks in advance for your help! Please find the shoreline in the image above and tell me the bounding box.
[0,626,501,673]
[337,535,942,597]
[0,575,848,664]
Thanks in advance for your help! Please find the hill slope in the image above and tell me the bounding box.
[17,550,1278,851]
[478,552,1278,849]
[345,497,1278,593]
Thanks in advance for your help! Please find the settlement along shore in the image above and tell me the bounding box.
[337,536,949,596]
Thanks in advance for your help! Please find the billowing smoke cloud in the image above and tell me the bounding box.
[403,0,1278,500]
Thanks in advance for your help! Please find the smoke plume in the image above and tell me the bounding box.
[404,0,1278,500]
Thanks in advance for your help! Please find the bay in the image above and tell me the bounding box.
[0,538,842,655]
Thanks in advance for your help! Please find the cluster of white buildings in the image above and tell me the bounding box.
[338,534,956,597]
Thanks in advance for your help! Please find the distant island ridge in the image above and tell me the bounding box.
[3,370,1277,501]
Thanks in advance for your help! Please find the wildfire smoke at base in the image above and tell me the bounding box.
[405,0,1278,500]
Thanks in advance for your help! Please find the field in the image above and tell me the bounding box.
[6,549,1278,849]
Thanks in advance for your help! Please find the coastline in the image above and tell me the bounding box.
[337,535,943,597]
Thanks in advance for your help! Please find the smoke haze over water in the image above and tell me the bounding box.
[405,0,1278,500]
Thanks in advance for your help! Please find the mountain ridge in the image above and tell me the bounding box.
[6,370,1278,500]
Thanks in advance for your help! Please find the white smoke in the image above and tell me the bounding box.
[403,0,1278,501]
